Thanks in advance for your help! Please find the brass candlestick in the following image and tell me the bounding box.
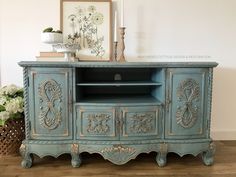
[113,41,118,62]
[119,27,126,62]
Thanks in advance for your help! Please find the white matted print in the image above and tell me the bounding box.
[61,0,112,61]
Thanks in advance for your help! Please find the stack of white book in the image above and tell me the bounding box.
[36,52,65,61]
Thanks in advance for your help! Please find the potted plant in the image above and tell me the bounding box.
[41,27,63,44]
[0,84,25,156]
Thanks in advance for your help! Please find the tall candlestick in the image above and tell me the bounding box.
[113,41,118,61]
[114,11,117,42]
[119,27,126,62]
[121,0,124,27]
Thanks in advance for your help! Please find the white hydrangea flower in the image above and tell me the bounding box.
[0,88,4,96]
[0,84,20,96]
[4,84,19,96]
[0,96,7,105]
[5,97,24,114]
[0,111,10,121]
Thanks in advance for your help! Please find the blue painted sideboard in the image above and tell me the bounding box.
[18,61,218,168]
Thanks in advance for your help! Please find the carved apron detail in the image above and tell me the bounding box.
[38,79,62,130]
[129,113,153,133]
[87,113,111,134]
[176,78,200,128]
[101,145,136,165]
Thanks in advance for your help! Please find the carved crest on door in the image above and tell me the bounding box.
[38,79,62,130]
[176,78,200,128]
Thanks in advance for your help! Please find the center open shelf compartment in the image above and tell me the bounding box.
[75,67,166,104]
[76,81,162,86]
[76,94,162,105]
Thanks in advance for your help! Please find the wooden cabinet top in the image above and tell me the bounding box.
[18,61,218,68]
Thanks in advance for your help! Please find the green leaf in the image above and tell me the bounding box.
[15,89,24,98]
[0,105,5,111]
[0,119,6,126]
[10,112,22,119]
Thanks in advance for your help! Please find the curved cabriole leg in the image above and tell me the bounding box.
[71,144,81,168]
[20,144,32,168]
[202,142,216,166]
[156,143,168,167]
[71,154,82,168]
[156,152,167,167]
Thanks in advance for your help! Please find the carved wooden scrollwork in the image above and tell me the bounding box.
[101,145,136,165]
[38,79,62,130]
[101,145,135,154]
[129,113,153,133]
[176,78,200,128]
[87,113,111,134]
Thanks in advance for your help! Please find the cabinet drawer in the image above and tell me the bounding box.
[76,106,119,140]
[120,106,162,140]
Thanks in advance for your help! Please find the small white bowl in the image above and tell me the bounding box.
[41,32,63,44]
[53,43,80,53]
[53,43,80,61]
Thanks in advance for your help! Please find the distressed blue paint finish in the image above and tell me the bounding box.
[27,68,73,140]
[76,106,118,140]
[165,68,208,139]
[120,106,161,140]
[18,61,218,68]
[18,61,218,168]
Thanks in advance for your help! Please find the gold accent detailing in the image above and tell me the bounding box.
[129,113,154,134]
[32,131,69,137]
[101,145,135,153]
[64,129,69,135]
[199,128,203,134]
[168,131,174,136]
[160,143,168,154]
[38,79,62,130]
[176,78,200,128]
[209,142,216,151]
[71,144,79,154]
[20,144,26,152]
[20,144,27,157]
[86,113,111,134]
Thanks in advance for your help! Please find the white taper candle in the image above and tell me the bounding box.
[121,0,124,27]
[114,11,117,42]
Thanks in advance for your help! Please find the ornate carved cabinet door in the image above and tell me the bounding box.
[120,106,162,140]
[28,68,72,140]
[165,68,210,139]
[76,106,119,140]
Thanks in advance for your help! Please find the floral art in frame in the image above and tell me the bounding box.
[61,0,112,61]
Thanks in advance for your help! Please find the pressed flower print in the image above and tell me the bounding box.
[62,1,111,61]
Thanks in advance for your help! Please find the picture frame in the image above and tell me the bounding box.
[60,0,112,61]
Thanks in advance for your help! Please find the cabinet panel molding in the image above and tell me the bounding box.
[28,68,72,140]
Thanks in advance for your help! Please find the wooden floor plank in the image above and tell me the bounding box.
[0,141,236,177]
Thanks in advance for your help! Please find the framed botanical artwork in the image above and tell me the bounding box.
[60,0,112,61]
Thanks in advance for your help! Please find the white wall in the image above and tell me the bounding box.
[0,0,236,140]
[0,0,60,86]
[0,0,2,87]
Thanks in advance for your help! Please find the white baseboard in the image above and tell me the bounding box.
[211,130,236,140]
